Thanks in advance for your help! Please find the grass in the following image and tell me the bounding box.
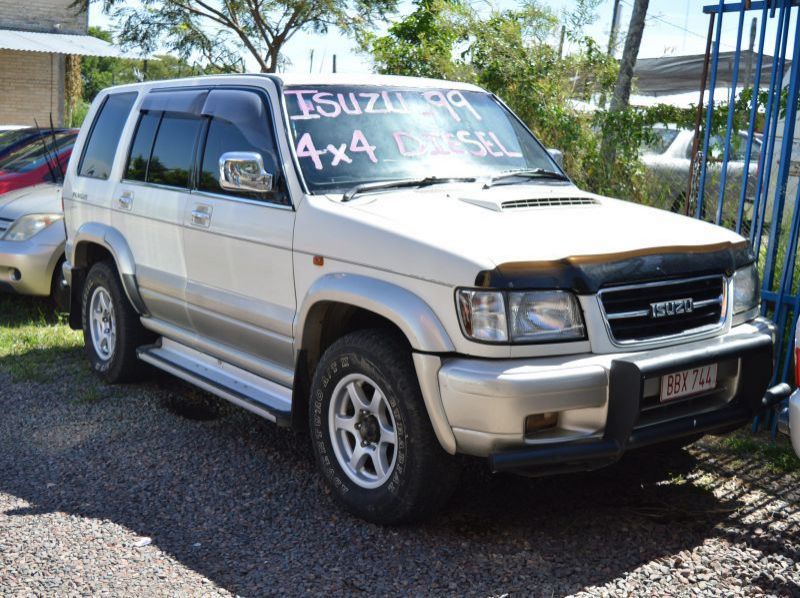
[717,429,800,474]
[0,294,84,383]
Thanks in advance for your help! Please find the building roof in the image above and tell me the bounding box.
[0,29,140,58]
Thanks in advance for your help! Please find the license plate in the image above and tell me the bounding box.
[660,364,718,403]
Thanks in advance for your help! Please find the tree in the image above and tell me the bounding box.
[81,27,218,101]
[75,0,397,73]
[609,0,649,111]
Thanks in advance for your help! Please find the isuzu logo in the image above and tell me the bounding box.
[650,298,693,318]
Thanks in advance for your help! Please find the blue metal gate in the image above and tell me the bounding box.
[693,0,800,431]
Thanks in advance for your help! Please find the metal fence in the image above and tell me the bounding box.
[690,0,800,433]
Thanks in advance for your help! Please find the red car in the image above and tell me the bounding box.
[0,130,78,195]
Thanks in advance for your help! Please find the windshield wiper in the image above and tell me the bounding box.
[484,168,569,188]
[342,176,477,202]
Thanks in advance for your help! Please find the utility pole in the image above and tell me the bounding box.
[744,17,757,90]
[607,0,622,56]
[332,54,337,73]
[309,49,314,74]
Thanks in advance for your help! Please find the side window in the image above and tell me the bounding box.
[147,114,203,188]
[125,111,161,182]
[78,92,137,179]
[198,90,283,203]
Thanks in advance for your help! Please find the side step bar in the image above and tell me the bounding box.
[138,338,292,426]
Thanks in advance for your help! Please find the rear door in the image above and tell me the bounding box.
[111,90,206,328]
[182,87,296,386]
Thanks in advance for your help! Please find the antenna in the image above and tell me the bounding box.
[33,118,57,184]
[49,113,65,183]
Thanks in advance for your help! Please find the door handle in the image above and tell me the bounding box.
[117,192,133,210]
[191,206,212,227]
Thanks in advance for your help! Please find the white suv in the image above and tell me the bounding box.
[62,74,779,524]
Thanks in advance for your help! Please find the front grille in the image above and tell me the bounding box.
[599,275,726,343]
[501,197,597,209]
[0,217,13,235]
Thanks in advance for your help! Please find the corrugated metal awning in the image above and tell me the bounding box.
[0,29,141,58]
[634,50,791,96]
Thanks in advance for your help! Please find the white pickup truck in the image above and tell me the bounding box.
[61,74,778,524]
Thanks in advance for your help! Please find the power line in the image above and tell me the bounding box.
[618,0,737,51]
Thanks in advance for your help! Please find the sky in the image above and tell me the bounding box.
[88,0,797,76]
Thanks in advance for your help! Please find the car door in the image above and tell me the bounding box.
[111,90,207,329]
[182,87,296,386]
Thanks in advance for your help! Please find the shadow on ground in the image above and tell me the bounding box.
[0,337,797,595]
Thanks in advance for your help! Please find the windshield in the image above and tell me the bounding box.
[0,132,76,173]
[641,127,679,155]
[284,85,559,193]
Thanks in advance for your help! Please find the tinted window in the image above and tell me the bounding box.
[147,114,202,188]
[79,92,137,179]
[125,111,161,182]
[198,90,282,202]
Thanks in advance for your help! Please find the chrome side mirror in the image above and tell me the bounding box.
[219,151,273,193]
[547,148,564,168]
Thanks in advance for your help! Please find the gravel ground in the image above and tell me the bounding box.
[0,353,799,596]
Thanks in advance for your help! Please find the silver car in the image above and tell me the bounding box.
[0,183,67,308]
[642,126,762,223]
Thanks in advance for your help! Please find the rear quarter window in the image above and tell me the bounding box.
[78,92,137,180]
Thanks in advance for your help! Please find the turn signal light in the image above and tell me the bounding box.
[525,412,558,436]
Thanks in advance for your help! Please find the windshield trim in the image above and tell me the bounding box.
[282,84,569,196]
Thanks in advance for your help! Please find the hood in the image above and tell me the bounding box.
[0,183,62,221]
[295,182,748,287]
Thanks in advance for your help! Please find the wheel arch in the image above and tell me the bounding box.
[68,223,148,328]
[292,274,457,454]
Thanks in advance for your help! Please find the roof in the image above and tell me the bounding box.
[0,29,141,58]
[275,73,486,92]
[634,50,791,96]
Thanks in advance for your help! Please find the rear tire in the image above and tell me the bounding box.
[81,260,152,383]
[309,329,460,524]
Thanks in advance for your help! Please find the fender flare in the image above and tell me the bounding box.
[295,273,458,454]
[70,222,148,315]
[295,273,455,354]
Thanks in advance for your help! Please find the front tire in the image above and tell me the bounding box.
[81,260,151,383]
[50,256,70,313]
[310,329,460,524]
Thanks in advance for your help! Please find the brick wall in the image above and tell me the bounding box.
[0,50,64,126]
[0,0,87,35]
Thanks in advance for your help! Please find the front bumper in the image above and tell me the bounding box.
[434,317,776,473]
[0,225,64,296]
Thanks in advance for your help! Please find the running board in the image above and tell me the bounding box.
[137,338,292,426]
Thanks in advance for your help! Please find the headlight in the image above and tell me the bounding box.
[2,213,62,242]
[456,290,508,342]
[456,288,585,343]
[732,264,759,325]
[508,290,585,342]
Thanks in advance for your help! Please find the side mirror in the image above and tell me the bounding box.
[547,148,564,169]
[218,151,273,193]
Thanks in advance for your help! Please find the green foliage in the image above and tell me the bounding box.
[85,0,397,73]
[81,27,221,102]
